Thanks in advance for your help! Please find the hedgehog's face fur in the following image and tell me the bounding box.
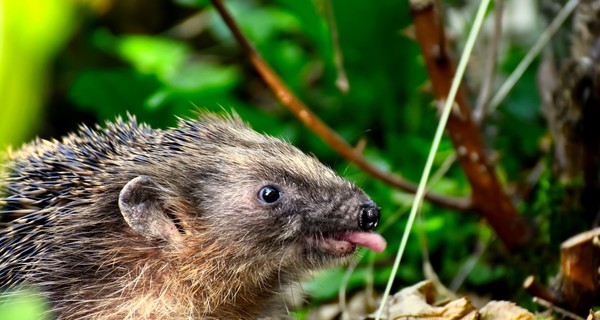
[183,128,379,268]
[125,115,384,270]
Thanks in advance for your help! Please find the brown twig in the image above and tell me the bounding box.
[409,0,532,250]
[523,275,560,305]
[210,0,471,212]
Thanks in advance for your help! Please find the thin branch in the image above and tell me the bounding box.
[339,259,358,320]
[488,0,581,113]
[323,0,349,93]
[474,0,503,122]
[420,215,457,300]
[450,235,489,291]
[533,297,586,320]
[210,0,471,212]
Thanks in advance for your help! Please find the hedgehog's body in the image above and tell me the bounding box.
[0,114,385,319]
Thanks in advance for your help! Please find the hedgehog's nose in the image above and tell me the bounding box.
[358,200,380,231]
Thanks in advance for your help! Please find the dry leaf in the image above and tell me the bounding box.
[479,301,535,320]
[387,281,478,320]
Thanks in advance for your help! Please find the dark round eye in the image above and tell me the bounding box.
[258,186,281,204]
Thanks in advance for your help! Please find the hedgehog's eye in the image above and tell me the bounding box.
[258,186,281,204]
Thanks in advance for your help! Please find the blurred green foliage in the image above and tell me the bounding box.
[0,290,48,320]
[0,0,583,316]
[0,0,76,149]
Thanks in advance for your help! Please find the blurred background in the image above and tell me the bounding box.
[1,0,589,318]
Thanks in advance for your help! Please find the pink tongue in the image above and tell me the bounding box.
[342,232,387,253]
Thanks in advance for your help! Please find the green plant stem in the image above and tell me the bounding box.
[374,0,491,318]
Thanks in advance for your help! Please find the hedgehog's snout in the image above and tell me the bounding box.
[357,200,380,231]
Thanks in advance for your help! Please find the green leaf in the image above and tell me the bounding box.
[174,0,210,7]
[68,68,161,119]
[164,62,239,91]
[302,267,373,301]
[116,36,189,80]
[93,30,190,81]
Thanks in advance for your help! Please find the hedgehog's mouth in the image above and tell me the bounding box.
[310,231,386,257]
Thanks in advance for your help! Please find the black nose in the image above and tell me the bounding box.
[358,200,380,231]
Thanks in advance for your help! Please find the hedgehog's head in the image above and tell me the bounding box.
[117,114,385,276]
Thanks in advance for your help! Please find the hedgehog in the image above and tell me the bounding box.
[0,113,386,319]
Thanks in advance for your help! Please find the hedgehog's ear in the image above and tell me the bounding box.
[118,176,182,244]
